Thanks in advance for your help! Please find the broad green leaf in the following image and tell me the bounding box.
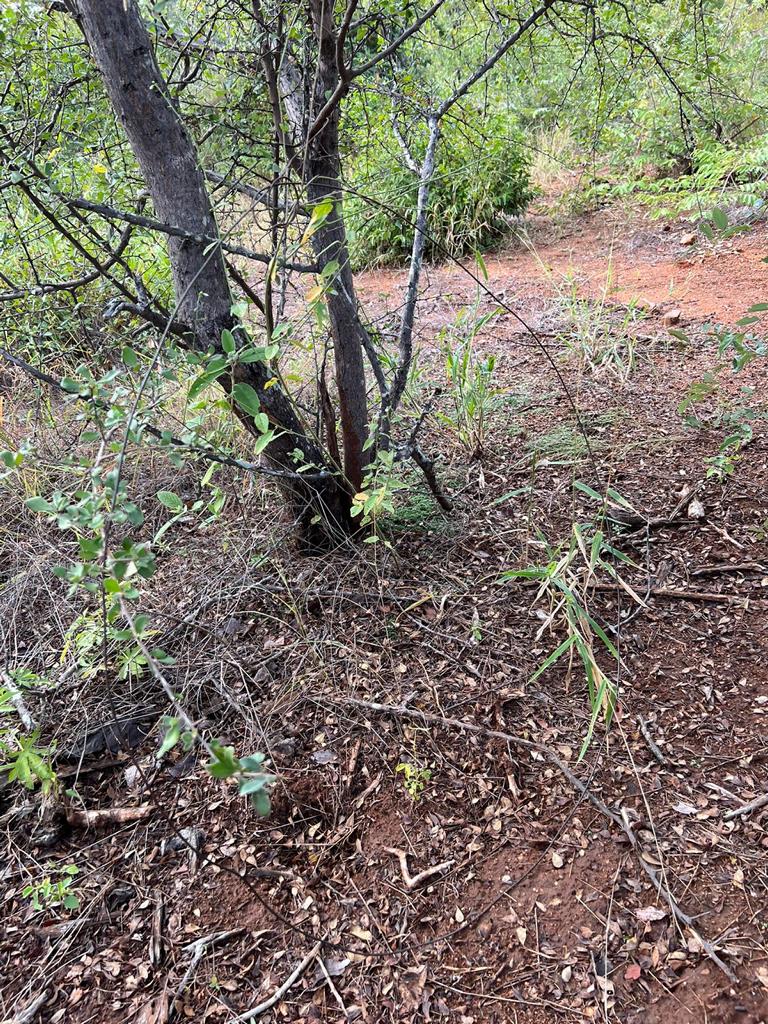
[231,382,261,418]
[156,716,181,759]
[253,430,274,455]
[189,370,220,401]
[26,496,52,513]
[206,742,239,779]
[122,346,139,368]
[711,206,728,231]
[157,490,184,512]
[250,790,271,816]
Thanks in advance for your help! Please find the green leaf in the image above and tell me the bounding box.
[668,329,690,343]
[188,356,228,401]
[253,430,274,455]
[122,346,139,368]
[157,490,184,513]
[530,635,576,682]
[231,382,261,418]
[239,775,273,796]
[221,329,236,354]
[239,343,278,364]
[711,206,728,231]
[189,371,219,401]
[606,487,635,512]
[157,716,182,759]
[240,753,266,771]
[490,486,531,506]
[253,412,270,434]
[26,496,52,513]
[206,742,240,779]
[573,480,603,503]
[250,790,271,816]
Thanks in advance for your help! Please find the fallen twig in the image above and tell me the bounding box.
[333,695,737,983]
[593,582,755,605]
[637,717,668,766]
[66,804,153,829]
[174,928,246,1005]
[384,846,455,890]
[691,561,767,577]
[316,953,349,1017]
[651,587,752,605]
[5,988,50,1024]
[1,671,35,731]
[724,791,768,821]
[230,940,322,1022]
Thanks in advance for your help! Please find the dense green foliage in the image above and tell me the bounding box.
[346,116,532,266]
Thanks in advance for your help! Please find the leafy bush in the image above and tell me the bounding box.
[346,118,533,267]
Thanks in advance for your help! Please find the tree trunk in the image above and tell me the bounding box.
[71,0,353,546]
[279,0,372,494]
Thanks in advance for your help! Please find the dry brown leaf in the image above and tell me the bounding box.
[635,906,667,923]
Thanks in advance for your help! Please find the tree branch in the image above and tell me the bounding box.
[0,345,332,483]
[67,195,316,273]
[350,0,448,78]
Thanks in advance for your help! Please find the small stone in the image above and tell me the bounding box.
[687,498,705,520]
[680,231,697,246]
[662,308,682,327]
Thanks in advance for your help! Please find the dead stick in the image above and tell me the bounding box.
[6,989,50,1024]
[384,847,455,889]
[335,696,737,983]
[724,791,768,821]
[66,804,153,828]
[592,583,755,605]
[691,562,767,577]
[317,953,349,1017]
[230,940,322,1022]
[638,717,668,766]
[174,928,246,1005]
[1,671,35,731]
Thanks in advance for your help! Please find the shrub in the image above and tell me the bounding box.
[346,118,532,267]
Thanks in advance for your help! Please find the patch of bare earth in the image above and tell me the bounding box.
[2,205,768,1024]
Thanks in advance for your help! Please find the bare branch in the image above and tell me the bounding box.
[0,346,333,483]
[436,0,557,118]
[350,0,448,78]
[67,195,317,273]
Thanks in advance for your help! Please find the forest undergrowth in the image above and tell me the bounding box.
[2,200,768,1024]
